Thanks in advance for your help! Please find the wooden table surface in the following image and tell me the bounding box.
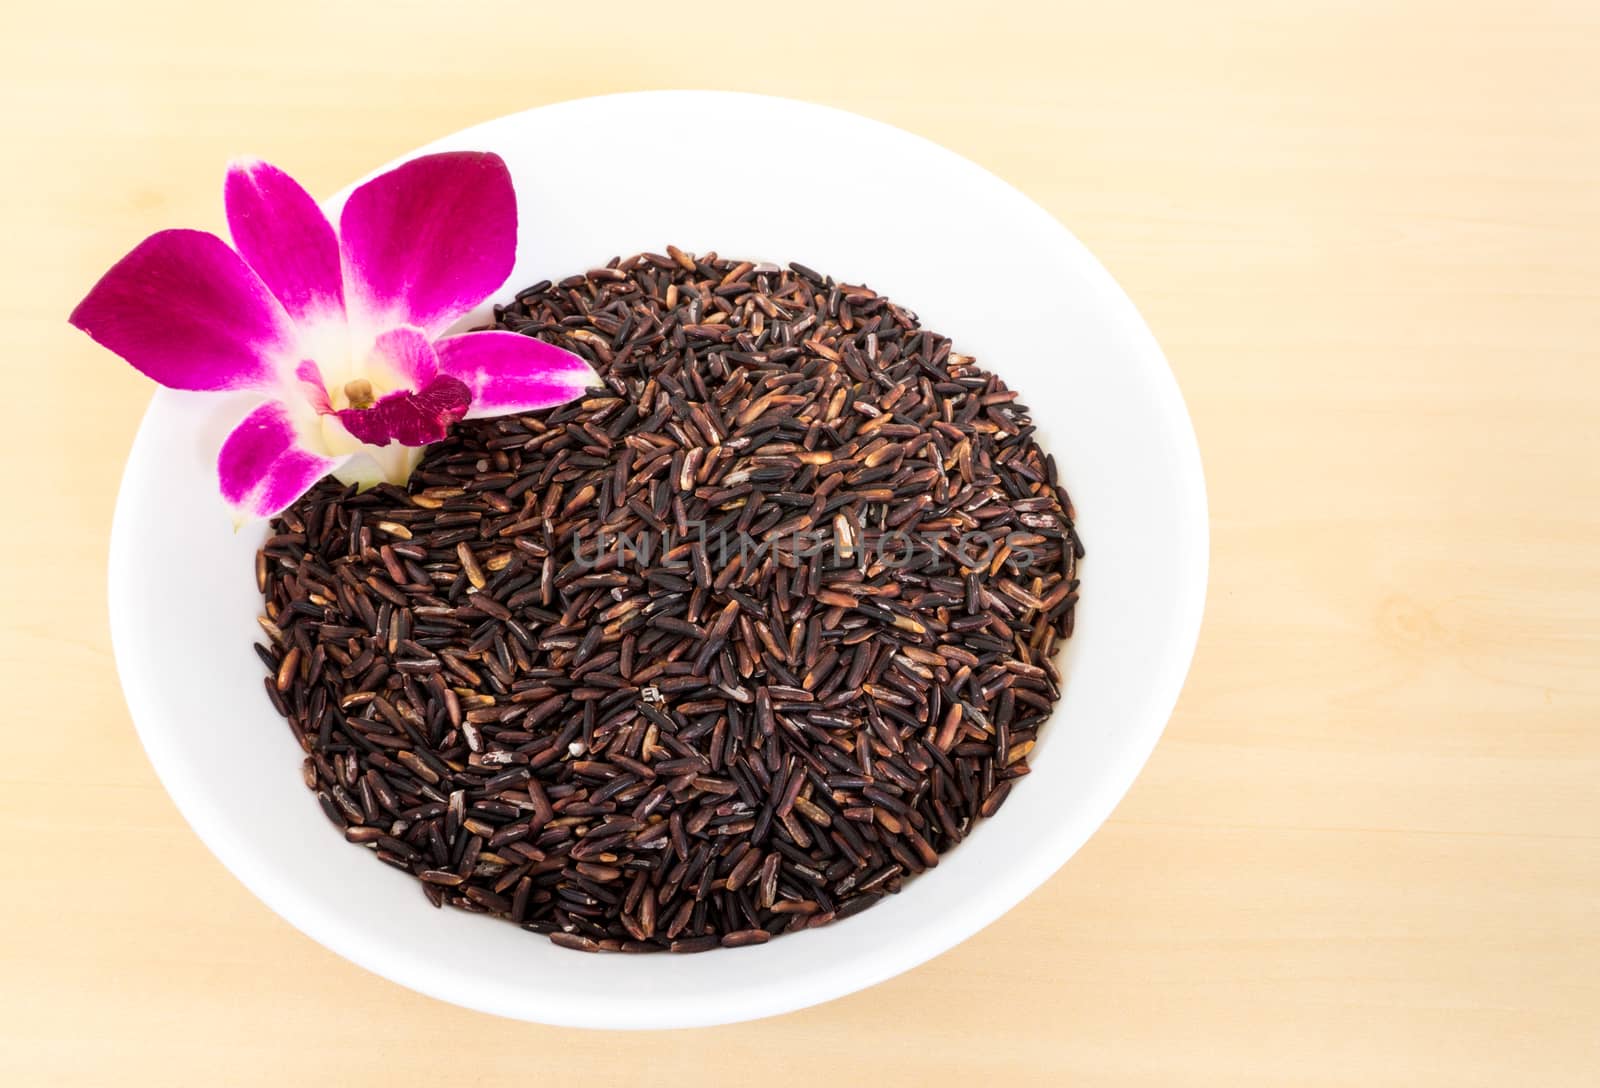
[4,2,1596,1083]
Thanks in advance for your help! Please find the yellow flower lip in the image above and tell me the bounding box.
[343,378,376,410]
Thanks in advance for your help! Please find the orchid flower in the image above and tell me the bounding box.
[70,152,599,519]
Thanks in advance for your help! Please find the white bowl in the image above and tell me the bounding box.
[108,91,1207,1028]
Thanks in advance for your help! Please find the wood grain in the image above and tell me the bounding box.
[2,1,1596,1083]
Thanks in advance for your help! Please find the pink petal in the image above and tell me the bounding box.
[434,331,600,418]
[225,158,345,324]
[366,326,440,390]
[69,229,297,391]
[294,360,332,413]
[335,376,470,447]
[218,400,342,518]
[339,152,516,338]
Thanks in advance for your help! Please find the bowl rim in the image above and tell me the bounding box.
[108,89,1208,1028]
